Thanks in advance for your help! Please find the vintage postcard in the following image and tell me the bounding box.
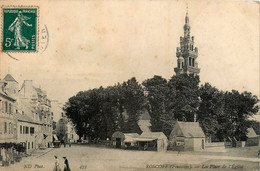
[0,0,259,171]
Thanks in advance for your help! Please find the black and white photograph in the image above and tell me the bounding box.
[0,0,259,170]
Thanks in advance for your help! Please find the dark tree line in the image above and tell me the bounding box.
[64,74,259,141]
[63,78,145,140]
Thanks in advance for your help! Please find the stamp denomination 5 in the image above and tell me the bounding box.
[2,6,38,52]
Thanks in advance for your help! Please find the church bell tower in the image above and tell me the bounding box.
[174,7,200,75]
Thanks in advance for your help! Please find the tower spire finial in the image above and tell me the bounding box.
[186,3,188,15]
[185,3,189,25]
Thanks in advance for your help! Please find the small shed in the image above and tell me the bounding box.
[169,122,205,151]
[135,132,168,151]
[111,131,125,148]
[124,133,139,149]
[246,128,259,146]
[111,132,140,149]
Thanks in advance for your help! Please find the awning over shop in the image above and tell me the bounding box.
[133,138,156,142]
[53,135,59,141]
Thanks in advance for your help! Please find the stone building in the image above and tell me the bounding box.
[169,121,205,151]
[0,79,17,166]
[174,9,200,75]
[3,74,53,152]
[0,79,16,144]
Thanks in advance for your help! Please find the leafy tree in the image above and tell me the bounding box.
[221,90,259,140]
[197,83,224,140]
[121,77,145,134]
[63,77,145,140]
[143,74,200,136]
[168,74,200,122]
[142,75,169,134]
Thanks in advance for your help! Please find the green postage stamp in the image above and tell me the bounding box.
[2,7,38,52]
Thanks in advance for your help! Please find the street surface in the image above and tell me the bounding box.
[3,144,260,171]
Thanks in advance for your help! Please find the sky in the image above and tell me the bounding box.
[0,0,259,121]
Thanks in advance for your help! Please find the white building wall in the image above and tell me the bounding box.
[193,138,205,151]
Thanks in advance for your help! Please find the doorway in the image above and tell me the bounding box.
[116,138,121,148]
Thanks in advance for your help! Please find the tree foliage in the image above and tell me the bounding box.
[64,73,259,141]
[63,77,145,140]
[142,74,200,136]
[197,83,259,141]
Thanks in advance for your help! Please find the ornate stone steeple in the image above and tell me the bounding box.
[174,7,200,75]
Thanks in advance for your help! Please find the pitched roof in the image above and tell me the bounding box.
[124,133,140,142]
[140,132,167,139]
[3,74,18,83]
[176,121,205,138]
[138,120,151,133]
[247,128,258,138]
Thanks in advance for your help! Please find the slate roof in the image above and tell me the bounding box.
[247,128,258,138]
[3,74,18,83]
[177,121,205,138]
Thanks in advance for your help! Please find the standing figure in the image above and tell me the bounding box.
[69,139,71,147]
[63,157,71,171]
[53,156,61,171]
[8,11,32,49]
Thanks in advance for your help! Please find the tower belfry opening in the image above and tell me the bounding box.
[174,7,200,75]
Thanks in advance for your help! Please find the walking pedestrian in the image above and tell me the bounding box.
[53,155,61,171]
[63,157,71,171]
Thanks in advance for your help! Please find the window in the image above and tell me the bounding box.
[9,123,11,134]
[189,57,191,66]
[11,123,13,134]
[23,126,25,134]
[16,109,18,114]
[26,127,29,134]
[20,125,22,134]
[28,142,30,149]
[5,102,8,113]
[178,62,180,68]
[192,58,195,67]
[9,103,11,114]
[32,142,33,149]
[30,127,35,134]
[4,122,7,133]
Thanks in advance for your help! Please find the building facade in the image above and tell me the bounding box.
[0,80,16,144]
[3,74,53,152]
[174,10,200,75]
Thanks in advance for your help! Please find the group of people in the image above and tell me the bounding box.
[54,155,71,171]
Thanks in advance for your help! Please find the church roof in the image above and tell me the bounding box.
[3,74,18,83]
[176,121,205,138]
